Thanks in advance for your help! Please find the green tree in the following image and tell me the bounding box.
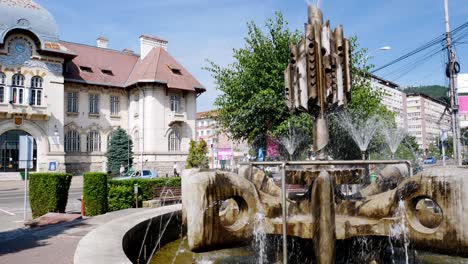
[205,12,300,149]
[106,128,133,175]
[186,139,209,169]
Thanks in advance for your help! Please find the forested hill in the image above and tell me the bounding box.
[402,85,449,102]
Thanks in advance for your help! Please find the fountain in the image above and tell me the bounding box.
[180,4,468,264]
[337,112,381,159]
[381,125,408,159]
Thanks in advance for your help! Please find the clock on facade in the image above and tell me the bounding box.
[15,43,25,53]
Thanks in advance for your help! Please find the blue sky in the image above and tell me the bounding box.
[40,0,468,111]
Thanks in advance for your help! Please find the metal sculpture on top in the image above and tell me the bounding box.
[284,5,352,159]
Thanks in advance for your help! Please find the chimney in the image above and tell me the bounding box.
[97,36,108,49]
[139,34,168,59]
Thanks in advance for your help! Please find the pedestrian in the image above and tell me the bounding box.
[173,162,179,177]
[119,163,125,176]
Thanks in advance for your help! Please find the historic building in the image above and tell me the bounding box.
[0,0,204,174]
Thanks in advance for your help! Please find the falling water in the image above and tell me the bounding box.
[382,126,407,158]
[337,112,381,152]
[389,200,410,264]
[277,121,307,160]
[253,212,267,263]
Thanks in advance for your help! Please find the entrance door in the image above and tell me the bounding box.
[0,130,37,172]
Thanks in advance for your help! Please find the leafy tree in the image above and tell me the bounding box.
[186,139,209,169]
[428,143,441,159]
[106,128,133,175]
[205,12,300,149]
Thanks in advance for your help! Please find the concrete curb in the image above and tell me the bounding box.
[74,204,181,264]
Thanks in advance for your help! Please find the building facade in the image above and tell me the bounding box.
[0,0,204,175]
[406,93,451,150]
[370,74,407,130]
[195,110,249,170]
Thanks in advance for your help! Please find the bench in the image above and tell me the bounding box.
[153,186,182,204]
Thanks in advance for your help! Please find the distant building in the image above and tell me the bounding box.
[195,110,249,169]
[457,73,468,128]
[0,1,204,175]
[406,93,451,150]
[370,74,407,130]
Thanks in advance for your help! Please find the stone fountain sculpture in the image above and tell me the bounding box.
[182,5,468,264]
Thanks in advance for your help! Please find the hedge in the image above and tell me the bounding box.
[83,172,108,216]
[29,173,72,218]
[108,177,181,211]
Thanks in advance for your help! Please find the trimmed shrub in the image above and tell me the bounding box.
[83,172,108,216]
[29,173,72,218]
[108,177,181,211]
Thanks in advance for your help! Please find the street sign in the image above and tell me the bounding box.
[19,135,33,169]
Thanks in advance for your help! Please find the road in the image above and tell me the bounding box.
[0,176,82,233]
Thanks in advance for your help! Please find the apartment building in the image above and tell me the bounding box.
[370,74,407,129]
[406,93,451,150]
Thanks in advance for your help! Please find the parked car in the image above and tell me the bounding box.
[423,156,437,164]
[113,169,158,180]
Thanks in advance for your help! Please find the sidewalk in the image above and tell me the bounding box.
[0,209,143,264]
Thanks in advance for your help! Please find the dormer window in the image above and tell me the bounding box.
[101,69,113,76]
[168,65,182,75]
[171,69,182,75]
[79,66,93,73]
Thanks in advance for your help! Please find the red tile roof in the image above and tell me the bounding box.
[126,47,204,91]
[60,41,204,92]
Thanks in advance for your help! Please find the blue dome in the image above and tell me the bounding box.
[0,0,59,45]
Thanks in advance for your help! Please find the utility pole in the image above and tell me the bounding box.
[444,0,462,165]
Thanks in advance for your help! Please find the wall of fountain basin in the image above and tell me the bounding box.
[73,205,182,264]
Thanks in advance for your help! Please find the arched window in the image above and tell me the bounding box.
[12,74,24,86]
[65,130,80,153]
[168,129,180,151]
[30,76,43,106]
[87,130,101,152]
[11,74,25,104]
[0,72,5,103]
[133,130,139,152]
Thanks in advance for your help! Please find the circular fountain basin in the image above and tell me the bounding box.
[74,204,181,264]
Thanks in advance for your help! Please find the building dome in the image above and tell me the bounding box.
[0,0,59,45]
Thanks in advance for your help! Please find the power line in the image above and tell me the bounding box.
[372,21,468,73]
[383,44,445,80]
